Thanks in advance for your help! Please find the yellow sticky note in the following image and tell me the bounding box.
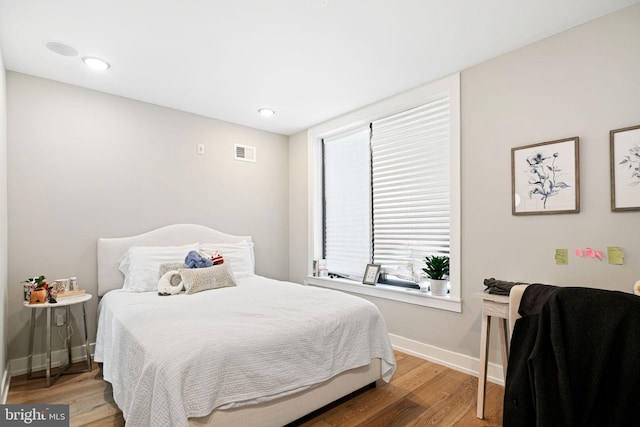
[607,246,624,265]
[555,249,569,265]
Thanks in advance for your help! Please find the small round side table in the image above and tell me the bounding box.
[23,293,92,387]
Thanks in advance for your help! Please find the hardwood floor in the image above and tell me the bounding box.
[7,351,503,426]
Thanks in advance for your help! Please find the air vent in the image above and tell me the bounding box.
[234,144,256,162]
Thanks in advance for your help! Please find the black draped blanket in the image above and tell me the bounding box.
[504,286,640,427]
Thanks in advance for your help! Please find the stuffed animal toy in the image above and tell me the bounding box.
[185,250,213,268]
[157,270,184,296]
[200,249,224,265]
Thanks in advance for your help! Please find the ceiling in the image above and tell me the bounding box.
[0,0,638,136]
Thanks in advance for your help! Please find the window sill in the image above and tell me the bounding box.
[305,275,462,313]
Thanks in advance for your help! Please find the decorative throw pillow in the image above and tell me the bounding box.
[180,263,237,295]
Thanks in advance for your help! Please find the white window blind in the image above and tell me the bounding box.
[371,98,450,279]
[323,128,372,277]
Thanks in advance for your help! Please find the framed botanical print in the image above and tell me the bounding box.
[512,137,580,215]
[610,125,640,211]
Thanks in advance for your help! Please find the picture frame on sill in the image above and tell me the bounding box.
[362,264,381,285]
[511,137,580,215]
[610,124,640,211]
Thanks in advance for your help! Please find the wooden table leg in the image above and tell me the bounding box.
[499,318,509,382]
[477,313,491,419]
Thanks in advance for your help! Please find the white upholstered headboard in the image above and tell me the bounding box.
[97,224,253,296]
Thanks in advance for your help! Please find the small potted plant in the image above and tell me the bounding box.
[422,255,450,296]
[23,275,49,304]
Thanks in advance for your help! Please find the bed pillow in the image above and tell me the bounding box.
[119,243,199,292]
[200,241,255,278]
[180,263,237,295]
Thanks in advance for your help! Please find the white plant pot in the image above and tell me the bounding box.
[429,279,448,296]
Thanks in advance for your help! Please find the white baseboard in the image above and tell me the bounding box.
[9,343,95,377]
[389,333,505,386]
[1,364,10,403]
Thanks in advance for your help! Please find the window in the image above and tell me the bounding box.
[371,100,451,280]
[323,128,372,278]
[309,73,460,311]
[323,100,450,286]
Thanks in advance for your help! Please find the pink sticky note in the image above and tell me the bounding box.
[585,248,595,258]
[595,251,603,260]
[575,249,584,257]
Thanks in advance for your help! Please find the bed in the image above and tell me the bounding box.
[94,224,396,427]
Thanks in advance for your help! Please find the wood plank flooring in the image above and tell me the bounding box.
[7,351,503,426]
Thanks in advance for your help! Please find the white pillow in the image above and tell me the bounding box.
[119,243,199,292]
[200,241,255,278]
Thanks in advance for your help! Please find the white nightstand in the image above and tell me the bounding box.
[23,293,92,387]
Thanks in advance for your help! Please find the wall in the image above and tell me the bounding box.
[291,3,640,370]
[461,3,640,359]
[0,48,9,400]
[288,130,308,284]
[6,73,289,363]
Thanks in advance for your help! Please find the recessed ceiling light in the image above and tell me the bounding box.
[82,57,110,71]
[45,41,79,57]
[258,108,275,117]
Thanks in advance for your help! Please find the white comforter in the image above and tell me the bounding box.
[94,276,396,427]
